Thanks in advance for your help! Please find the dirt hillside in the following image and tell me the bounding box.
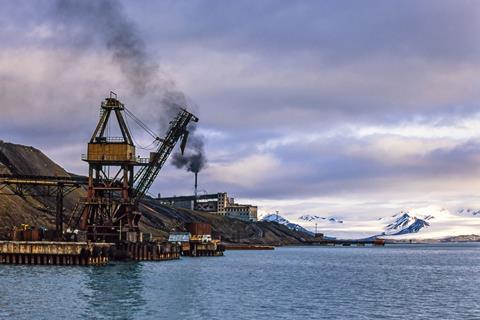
[0,141,310,244]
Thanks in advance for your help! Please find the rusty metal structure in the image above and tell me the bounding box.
[0,174,87,239]
[69,92,198,243]
[0,93,198,265]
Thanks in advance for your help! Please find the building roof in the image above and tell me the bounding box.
[159,193,223,202]
[168,232,190,242]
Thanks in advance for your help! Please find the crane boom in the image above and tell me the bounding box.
[133,108,198,202]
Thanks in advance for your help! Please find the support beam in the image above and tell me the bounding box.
[56,183,64,240]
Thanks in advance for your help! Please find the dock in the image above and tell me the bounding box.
[224,244,275,250]
[0,241,181,266]
[186,242,224,256]
[169,223,226,257]
[0,241,112,266]
[304,238,386,246]
[114,241,181,261]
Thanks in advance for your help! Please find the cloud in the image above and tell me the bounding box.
[165,49,480,130]
[208,154,281,188]
[3,1,480,130]
[2,1,480,222]
[0,48,121,126]
[191,126,480,203]
[124,1,480,63]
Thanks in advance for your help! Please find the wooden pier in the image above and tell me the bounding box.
[0,241,112,266]
[114,241,181,261]
[304,238,386,246]
[0,241,182,266]
[183,242,225,257]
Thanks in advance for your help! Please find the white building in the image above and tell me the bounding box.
[158,192,258,222]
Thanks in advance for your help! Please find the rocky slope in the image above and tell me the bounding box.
[381,212,432,236]
[141,201,310,245]
[261,213,313,236]
[0,141,85,238]
[0,141,309,245]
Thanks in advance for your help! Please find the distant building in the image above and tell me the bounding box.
[158,192,258,222]
[224,204,258,222]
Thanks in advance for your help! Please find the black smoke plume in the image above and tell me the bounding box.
[162,91,207,174]
[52,0,207,169]
[171,132,207,173]
[53,0,156,96]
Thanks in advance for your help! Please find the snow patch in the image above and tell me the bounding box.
[262,214,313,235]
[383,211,430,235]
[298,214,343,224]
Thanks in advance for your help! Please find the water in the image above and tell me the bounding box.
[1,244,480,320]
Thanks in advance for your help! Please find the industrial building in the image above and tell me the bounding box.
[158,192,258,222]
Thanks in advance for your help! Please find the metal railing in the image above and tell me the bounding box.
[135,157,150,164]
[81,154,150,164]
[93,137,126,143]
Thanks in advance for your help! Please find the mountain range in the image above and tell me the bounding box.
[2,140,480,242]
[263,207,480,240]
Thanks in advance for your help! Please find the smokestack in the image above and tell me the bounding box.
[194,172,198,199]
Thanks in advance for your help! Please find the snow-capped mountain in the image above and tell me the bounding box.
[299,214,343,224]
[378,207,480,239]
[261,214,313,236]
[382,212,432,236]
[277,206,480,239]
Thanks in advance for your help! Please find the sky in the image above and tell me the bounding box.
[1,0,480,225]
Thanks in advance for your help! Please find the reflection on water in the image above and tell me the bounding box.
[82,263,146,320]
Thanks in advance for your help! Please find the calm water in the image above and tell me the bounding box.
[1,244,480,319]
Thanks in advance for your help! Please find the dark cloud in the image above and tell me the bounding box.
[52,0,161,97]
[2,0,480,129]
[426,141,480,174]
[1,0,480,209]
[115,0,480,128]
[125,0,480,63]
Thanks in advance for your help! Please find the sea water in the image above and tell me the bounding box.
[1,244,479,319]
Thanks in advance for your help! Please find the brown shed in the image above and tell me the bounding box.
[186,223,212,236]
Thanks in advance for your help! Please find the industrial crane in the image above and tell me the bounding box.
[69,93,198,242]
[133,108,198,202]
